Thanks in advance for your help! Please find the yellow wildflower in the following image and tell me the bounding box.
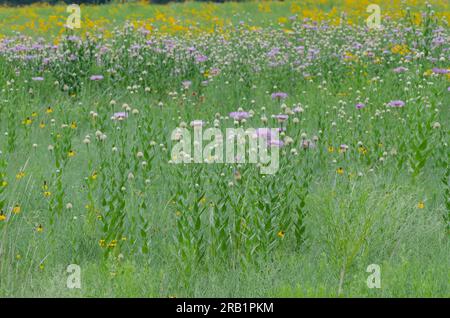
[12,205,21,214]
[16,171,25,179]
[22,117,32,125]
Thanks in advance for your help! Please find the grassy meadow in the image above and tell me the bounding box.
[0,0,449,297]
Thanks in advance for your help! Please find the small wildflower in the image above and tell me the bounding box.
[277,231,285,238]
[12,205,21,214]
[36,224,44,233]
[16,171,25,179]
[417,201,425,209]
[0,211,6,221]
[337,167,344,175]
[68,150,76,157]
[23,117,32,125]
[358,146,368,155]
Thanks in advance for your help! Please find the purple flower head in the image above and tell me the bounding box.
[388,100,405,108]
[340,144,349,152]
[293,106,304,113]
[355,103,366,109]
[255,128,281,141]
[229,111,249,121]
[210,68,220,76]
[432,68,449,74]
[195,55,208,63]
[182,80,192,89]
[113,112,128,120]
[269,139,284,147]
[393,66,408,73]
[272,114,289,122]
[90,75,104,81]
[271,92,288,100]
[67,35,80,42]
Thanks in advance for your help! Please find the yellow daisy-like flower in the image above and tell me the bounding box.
[22,117,32,125]
[98,239,106,248]
[68,150,76,158]
[0,211,6,221]
[337,167,344,175]
[358,146,368,155]
[90,171,98,180]
[417,201,425,209]
[36,224,43,233]
[277,231,285,238]
[39,122,46,129]
[43,191,51,197]
[12,205,21,214]
[31,112,38,117]
[46,107,53,114]
[328,146,334,153]
[70,121,77,129]
[16,171,25,179]
[1,180,7,187]
[108,240,118,248]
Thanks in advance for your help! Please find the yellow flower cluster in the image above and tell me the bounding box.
[0,0,448,39]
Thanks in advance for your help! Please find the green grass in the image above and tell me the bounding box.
[0,1,449,298]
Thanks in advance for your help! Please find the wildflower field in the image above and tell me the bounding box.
[0,0,449,298]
